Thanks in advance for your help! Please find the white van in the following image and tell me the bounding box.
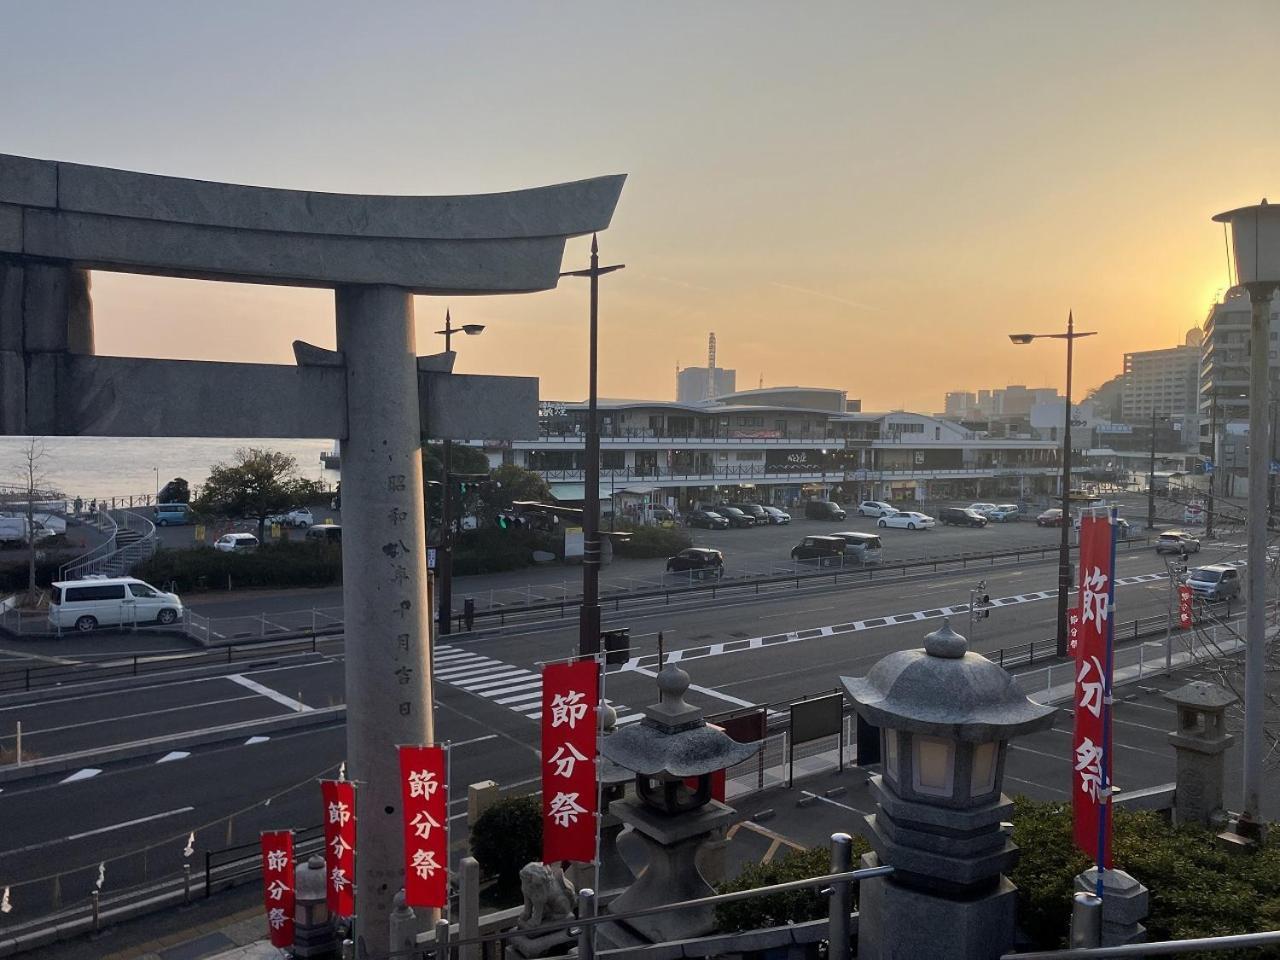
[48,577,184,632]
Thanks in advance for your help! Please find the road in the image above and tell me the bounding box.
[0,512,1265,928]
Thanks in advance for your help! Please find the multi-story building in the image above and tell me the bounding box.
[488,386,1061,513]
[676,366,736,403]
[944,391,977,418]
[1121,329,1201,447]
[1198,287,1280,472]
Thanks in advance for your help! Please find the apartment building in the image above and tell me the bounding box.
[1121,328,1201,446]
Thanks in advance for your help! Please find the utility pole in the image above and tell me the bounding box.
[561,236,625,656]
[1147,408,1158,530]
[1207,388,1217,539]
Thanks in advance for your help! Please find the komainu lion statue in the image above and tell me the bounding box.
[517,862,576,928]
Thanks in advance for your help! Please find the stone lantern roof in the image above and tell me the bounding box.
[600,661,759,777]
[842,620,1056,742]
[1164,680,1237,711]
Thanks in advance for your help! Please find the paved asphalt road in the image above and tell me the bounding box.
[0,522,1265,917]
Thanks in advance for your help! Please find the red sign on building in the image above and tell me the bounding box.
[1072,515,1113,867]
[398,745,448,908]
[320,780,356,916]
[260,830,295,948]
[541,659,600,863]
[1178,584,1193,630]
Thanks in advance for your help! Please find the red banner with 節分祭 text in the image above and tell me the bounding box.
[260,831,295,948]
[320,779,356,916]
[399,745,448,908]
[541,659,599,863]
[1072,514,1113,867]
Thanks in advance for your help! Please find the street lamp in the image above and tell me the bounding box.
[432,309,485,635]
[561,235,625,657]
[1009,312,1098,658]
[1212,199,1280,832]
[1147,409,1168,530]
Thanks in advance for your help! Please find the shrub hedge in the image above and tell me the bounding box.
[133,542,342,592]
[1011,796,1280,955]
[715,839,871,932]
[612,525,692,559]
[470,794,542,897]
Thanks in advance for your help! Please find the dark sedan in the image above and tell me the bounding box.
[1037,508,1065,527]
[666,547,725,577]
[716,506,756,528]
[686,509,730,530]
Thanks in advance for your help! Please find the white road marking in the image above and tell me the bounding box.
[627,665,757,709]
[60,768,102,783]
[458,673,538,693]
[617,569,1177,672]
[227,674,311,712]
[245,735,270,745]
[799,790,870,815]
[157,751,190,763]
[452,734,499,748]
[1,806,195,856]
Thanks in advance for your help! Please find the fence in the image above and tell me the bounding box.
[184,605,344,645]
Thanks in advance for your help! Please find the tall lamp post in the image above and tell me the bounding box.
[1213,200,1280,831]
[433,309,485,635]
[1147,409,1164,530]
[561,235,624,656]
[1010,313,1098,659]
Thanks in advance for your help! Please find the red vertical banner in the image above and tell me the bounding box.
[1178,585,1193,629]
[1067,608,1082,659]
[320,780,356,916]
[399,745,448,908]
[1072,515,1113,867]
[260,830,295,948]
[541,659,600,863]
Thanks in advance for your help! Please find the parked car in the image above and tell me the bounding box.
[666,547,725,577]
[1036,508,1065,527]
[48,577,183,632]
[878,511,936,530]
[686,509,730,530]
[829,531,884,564]
[1185,564,1241,602]
[988,504,1021,522]
[0,516,57,546]
[804,500,847,521]
[214,532,260,552]
[790,535,846,564]
[154,502,192,526]
[267,508,314,529]
[716,506,756,528]
[1072,515,1132,538]
[967,503,998,516]
[305,523,342,544]
[724,503,768,525]
[1155,530,1201,555]
[857,501,897,518]
[761,506,792,525]
[939,507,988,528]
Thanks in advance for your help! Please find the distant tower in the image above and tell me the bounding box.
[759,372,764,389]
[706,332,718,400]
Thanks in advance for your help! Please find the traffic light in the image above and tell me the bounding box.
[979,594,991,620]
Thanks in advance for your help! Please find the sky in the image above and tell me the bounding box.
[3,1,1278,412]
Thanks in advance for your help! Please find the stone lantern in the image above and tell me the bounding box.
[600,660,760,944]
[293,854,338,958]
[843,620,1056,960]
[1165,680,1237,828]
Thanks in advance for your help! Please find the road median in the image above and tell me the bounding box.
[0,704,345,785]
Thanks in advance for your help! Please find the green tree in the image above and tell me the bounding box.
[193,448,324,539]
[480,464,552,525]
[158,477,190,504]
[421,442,490,534]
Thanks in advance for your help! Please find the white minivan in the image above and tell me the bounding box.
[48,577,184,632]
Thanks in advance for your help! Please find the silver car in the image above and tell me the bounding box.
[1155,530,1201,555]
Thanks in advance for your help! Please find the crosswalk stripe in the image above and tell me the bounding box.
[460,673,539,693]
[495,691,545,706]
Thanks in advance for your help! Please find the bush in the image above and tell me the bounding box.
[612,525,692,559]
[470,795,542,896]
[452,528,558,576]
[0,558,64,593]
[715,839,870,932]
[133,541,342,592]
[1010,796,1280,955]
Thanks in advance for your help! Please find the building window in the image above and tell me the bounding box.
[912,736,955,798]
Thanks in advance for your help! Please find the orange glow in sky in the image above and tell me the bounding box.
[7,2,1278,411]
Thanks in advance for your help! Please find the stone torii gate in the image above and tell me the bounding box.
[0,153,625,955]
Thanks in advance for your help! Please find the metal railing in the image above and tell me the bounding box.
[57,510,157,581]
[56,509,119,581]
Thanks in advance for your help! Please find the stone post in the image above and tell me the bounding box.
[1164,681,1237,828]
[388,890,418,956]
[458,857,481,960]
[1073,868,1148,946]
[336,285,435,958]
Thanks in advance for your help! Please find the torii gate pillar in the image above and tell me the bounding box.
[336,285,435,944]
